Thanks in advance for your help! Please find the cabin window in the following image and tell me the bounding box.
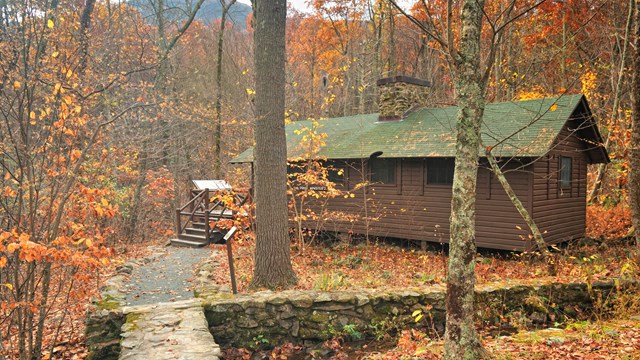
[326,161,345,185]
[287,163,303,177]
[287,163,304,188]
[426,158,455,185]
[370,158,396,184]
[559,156,572,189]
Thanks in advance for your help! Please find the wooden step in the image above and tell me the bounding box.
[185,227,206,235]
[191,222,206,230]
[177,233,209,244]
[180,210,235,219]
[170,238,209,248]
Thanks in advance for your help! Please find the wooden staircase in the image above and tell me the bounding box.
[171,180,249,247]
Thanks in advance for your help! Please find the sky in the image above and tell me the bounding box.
[237,0,311,13]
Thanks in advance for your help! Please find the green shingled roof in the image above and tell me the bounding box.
[231,94,590,163]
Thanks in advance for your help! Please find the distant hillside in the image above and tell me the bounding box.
[130,0,252,30]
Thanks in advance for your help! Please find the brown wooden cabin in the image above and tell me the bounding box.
[232,77,609,251]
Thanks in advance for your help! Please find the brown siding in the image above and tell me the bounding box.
[296,158,533,251]
[531,120,588,244]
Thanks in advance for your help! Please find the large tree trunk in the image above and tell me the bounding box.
[629,0,640,246]
[250,0,297,289]
[444,1,486,359]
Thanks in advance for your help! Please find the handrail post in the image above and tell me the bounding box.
[175,209,181,238]
[204,188,210,243]
[224,226,238,294]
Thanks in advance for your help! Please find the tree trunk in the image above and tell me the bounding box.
[78,0,96,74]
[589,0,635,203]
[126,152,148,242]
[484,148,553,263]
[444,1,486,359]
[629,0,640,246]
[213,0,236,179]
[250,0,297,289]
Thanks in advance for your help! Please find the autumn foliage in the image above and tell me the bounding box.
[0,0,639,358]
[586,204,633,241]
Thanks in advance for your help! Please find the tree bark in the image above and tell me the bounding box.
[444,1,486,359]
[589,0,635,203]
[78,0,96,74]
[629,0,640,246]
[250,0,297,289]
[213,0,236,179]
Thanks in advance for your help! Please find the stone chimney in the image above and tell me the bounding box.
[377,76,431,121]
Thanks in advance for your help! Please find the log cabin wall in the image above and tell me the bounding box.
[296,157,535,251]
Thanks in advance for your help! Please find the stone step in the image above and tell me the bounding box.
[120,301,220,360]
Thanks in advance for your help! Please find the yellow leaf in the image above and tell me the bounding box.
[2,282,12,290]
[412,309,422,317]
[53,83,61,96]
[47,19,54,28]
[13,81,21,89]
[66,69,72,78]
[414,313,424,322]
[550,104,558,112]
[52,51,59,58]
[101,198,108,207]
[85,238,93,247]
[349,193,355,198]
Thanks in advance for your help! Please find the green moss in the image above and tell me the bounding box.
[511,328,567,344]
[205,310,232,327]
[199,292,234,301]
[95,295,123,310]
[309,312,333,323]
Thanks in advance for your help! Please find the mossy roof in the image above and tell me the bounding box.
[231,94,607,163]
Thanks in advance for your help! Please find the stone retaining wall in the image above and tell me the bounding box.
[85,247,638,358]
[201,279,636,348]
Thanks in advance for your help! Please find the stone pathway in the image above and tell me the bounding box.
[112,246,223,359]
[120,300,221,360]
[124,246,214,306]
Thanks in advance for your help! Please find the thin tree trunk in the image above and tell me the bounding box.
[250,0,297,289]
[78,0,96,74]
[444,0,486,358]
[126,152,148,242]
[31,262,51,360]
[213,0,236,179]
[484,148,553,262]
[589,0,635,203]
[628,0,640,246]
[386,5,395,75]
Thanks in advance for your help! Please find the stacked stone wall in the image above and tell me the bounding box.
[200,279,634,348]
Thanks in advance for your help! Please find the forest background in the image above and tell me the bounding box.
[0,0,637,358]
